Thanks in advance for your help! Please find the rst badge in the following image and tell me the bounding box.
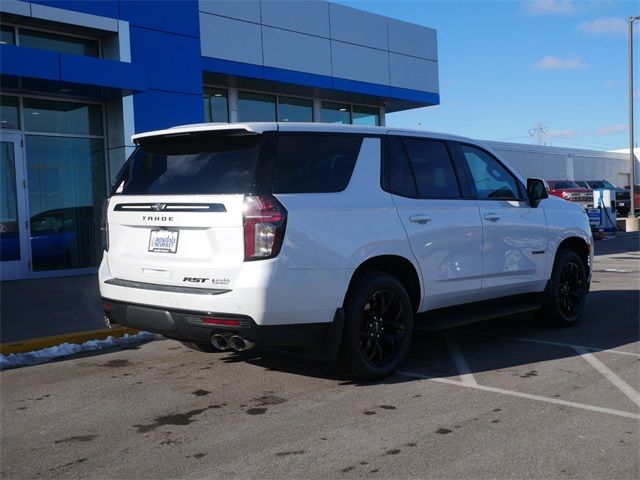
[148,229,179,253]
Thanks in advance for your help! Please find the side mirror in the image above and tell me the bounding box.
[527,178,548,207]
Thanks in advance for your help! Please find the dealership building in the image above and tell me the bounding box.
[0,0,439,281]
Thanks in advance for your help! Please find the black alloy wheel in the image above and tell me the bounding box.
[357,290,406,366]
[557,260,585,319]
[536,248,588,327]
[340,272,414,379]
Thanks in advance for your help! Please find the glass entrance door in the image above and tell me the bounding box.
[0,132,30,280]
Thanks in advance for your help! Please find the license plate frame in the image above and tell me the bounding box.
[148,229,179,253]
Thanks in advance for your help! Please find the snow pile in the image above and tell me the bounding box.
[0,332,156,369]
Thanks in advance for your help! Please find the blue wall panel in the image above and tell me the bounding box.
[0,45,60,81]
[119,0,199,37]
[133,91,204,133]
[60,54,147,91]
[129,27,202,95]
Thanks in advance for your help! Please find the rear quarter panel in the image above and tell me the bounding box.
[274,137,420,308]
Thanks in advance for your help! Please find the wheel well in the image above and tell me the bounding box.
[347,255,421,312]
[557,237,590,275]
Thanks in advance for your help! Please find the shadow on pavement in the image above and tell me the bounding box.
[226,289,639,384]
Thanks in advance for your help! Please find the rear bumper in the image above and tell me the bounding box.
[101,298,344,354]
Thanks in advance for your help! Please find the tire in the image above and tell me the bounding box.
[180,340,218,353]
[536,249,588,327]
[338,272,414,380]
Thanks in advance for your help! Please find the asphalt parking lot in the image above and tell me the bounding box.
[1,237,638,479]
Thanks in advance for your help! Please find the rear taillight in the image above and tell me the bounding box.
[101,199,110,251]
[243,195,287,261]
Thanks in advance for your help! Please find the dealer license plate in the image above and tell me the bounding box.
[148,229,179,253]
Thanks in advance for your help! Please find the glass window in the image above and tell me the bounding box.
[19,28,99,57]
[461,144,520,200]
[25,136,106,271]
[352,105,380,126]
[1,141,20,261]
[1,25,15,45]
[117,134,259,195]
[388,137,417,198]
[273,134,363,193]
[403,139,460,199]
[23,99,103,136]
[238,91,276,122]
[1,96,20,129]
[321,102,350,124]
[278,97,313,122]
[203,88,229,123]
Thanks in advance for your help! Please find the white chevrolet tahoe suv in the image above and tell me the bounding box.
[100,123,593,379]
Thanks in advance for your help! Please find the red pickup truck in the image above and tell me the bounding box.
[546,180,593,209]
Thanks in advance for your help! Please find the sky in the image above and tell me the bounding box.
[334,0,639,151]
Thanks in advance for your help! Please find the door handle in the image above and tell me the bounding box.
[409,215,431,224]
[483,213,501,222]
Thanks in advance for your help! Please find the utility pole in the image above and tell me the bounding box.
[629,16,639,219]
[529,122,550,146]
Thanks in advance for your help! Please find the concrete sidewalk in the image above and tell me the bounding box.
[0,275,136,354]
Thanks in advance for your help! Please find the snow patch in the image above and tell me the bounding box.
[0,332,156,369]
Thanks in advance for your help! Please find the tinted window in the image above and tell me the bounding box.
[388,137,417,197]
[116,134,259,195]
[461,145,520,200]
[278,97,313,122]
[237,92,276,122]
[273,135,363,193]
[549,180,580,189]
[19,28,99,57]
[403,139,460,199]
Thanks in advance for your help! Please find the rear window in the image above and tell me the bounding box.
[272,134,363,193]
[550,181,580,189]
[113,133,259,195]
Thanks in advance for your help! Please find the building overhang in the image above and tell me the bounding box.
[0,44,147,100]
[202,57,439,113]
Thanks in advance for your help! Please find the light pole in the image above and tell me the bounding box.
[629,16,640,218]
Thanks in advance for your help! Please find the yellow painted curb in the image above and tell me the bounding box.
[0,327,140,356]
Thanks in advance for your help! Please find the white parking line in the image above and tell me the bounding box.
[573,346,640,408]
[460,331,640,358]
[396,370,640,420]
[445,333,477,386]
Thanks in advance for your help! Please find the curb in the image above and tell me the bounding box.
[0,327,140,356]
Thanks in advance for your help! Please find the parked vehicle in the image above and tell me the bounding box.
[100,123,593,379]
[1,206,96,269]
[546,180,593,209]
[623,185,640,213]
[575,180,630,216]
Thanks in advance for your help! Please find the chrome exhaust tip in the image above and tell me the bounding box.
[211,334,230,351]
[228,335,255,352]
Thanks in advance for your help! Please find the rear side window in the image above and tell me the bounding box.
[389,137,460,199]
[114,134,259,195]
[272,134,363,193]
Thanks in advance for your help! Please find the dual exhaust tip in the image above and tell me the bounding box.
[211,333,255,352]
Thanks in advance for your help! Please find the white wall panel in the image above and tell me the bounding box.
[261,0,329,38]
[331,41,389,85]
[262,26,331,76]
[388,18,437,61]
[200,13,263,65]
[389,53,438,92]
[199,0,261,23]
[329,3,388,50]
